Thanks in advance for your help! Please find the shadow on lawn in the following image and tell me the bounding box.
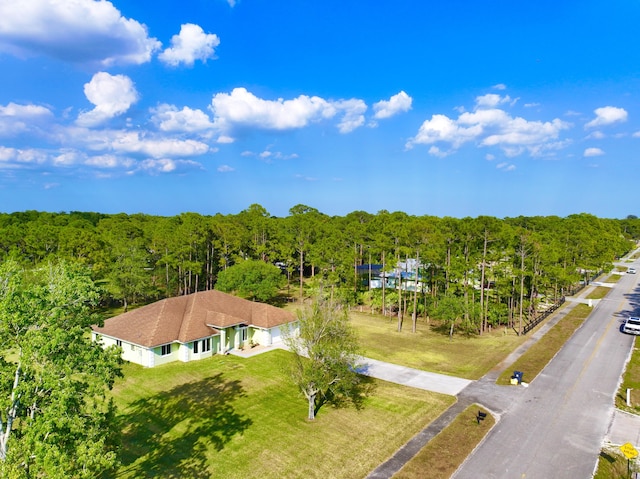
[116,373,252,478]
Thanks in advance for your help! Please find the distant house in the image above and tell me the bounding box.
[357,259,427,292]
[91,289,297,368]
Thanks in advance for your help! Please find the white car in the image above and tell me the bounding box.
[628,267,637,274]
[623,317,640,335]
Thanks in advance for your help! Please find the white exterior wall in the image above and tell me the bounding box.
[92,332,150,367]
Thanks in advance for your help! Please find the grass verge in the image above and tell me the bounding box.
[497,304,592,385]
[595,447,639,478]
[350,312,528,380]
[616,336,640,411]
[109,349,454,479]
[586,286,615,300]
[392,405,494,479]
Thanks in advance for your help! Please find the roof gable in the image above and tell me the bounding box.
[92,289,295,348]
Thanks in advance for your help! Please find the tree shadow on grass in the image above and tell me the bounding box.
[116,373,252,478]
[314,373,377,418]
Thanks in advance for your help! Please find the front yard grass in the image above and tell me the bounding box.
[110,349,454,479]
[350,312,529,380]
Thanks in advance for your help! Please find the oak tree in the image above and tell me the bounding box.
[0,260,123,478]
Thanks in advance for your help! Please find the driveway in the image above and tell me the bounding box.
[356,358,472,396]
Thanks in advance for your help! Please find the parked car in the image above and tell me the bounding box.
[629,268,637,274]
[623,317,640,335]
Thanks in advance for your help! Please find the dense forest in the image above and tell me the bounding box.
[1,205,639,336]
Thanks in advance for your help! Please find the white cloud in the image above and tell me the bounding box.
[585,106,628,129]
[408,114,483,149]
[210,87,366,135]
[373,91,412,120]
[77,72,139,127]
[85,154,135,169]
[496,162,516,171]
[407,93,570,157]
[105,132,210,158]
[151,104,215,132]
[335,99,366,133]
[584,147,604,157]
[159,23,220,67]
[492,83,507,90]
[0,102,53,136]
[0,146,47,167]
[586,130,605,140]
[0,102,52,118]
[139,158,202,174]
[475,94,513,109]
[0,0,160,66]
[217,164,235,172]
[211,88,334,131]
[427,146,451,158]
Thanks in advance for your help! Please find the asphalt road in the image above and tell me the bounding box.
[453,267,640,478]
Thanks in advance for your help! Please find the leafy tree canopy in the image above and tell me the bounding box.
[284,299,372,420]
[0,260,123,478]
[215,260,285,303]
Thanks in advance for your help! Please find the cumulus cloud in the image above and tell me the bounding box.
[217,164,235,172]
[584,147,604,157]
[0,146,48,168]
[151,104,215,132]
[585,106,628,129]
[84,153,134,169]
[0,102,53,135]
[475,93,514,108]
[0,0,160,66]
[77,72,139,127]
[407,93,571,157]
[210,87,367,135]
[334,99,366,133]
[159,23,220,67]
[373,91,412,120]
[104,132,210,158]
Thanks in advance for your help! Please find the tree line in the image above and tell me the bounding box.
[1,205,638,335]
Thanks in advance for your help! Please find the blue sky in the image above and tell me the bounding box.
[1,0,639,218]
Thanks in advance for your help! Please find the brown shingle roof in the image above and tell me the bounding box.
[92,289,295,348]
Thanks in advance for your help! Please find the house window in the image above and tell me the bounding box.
[193,340,199,354]
[202,338,211,352]
[161,344,171,356]
[116,339,122,347]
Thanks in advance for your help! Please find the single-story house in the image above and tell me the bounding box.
[92,289,297,368]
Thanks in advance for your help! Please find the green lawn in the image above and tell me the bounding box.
[110,350,454,479]
[350,312,528,380]
[393,405,494,479]
[497,303,591,385]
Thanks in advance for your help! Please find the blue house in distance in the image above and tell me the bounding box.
[357,259,427,292]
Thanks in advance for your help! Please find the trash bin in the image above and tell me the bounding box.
[512,371,523,384]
